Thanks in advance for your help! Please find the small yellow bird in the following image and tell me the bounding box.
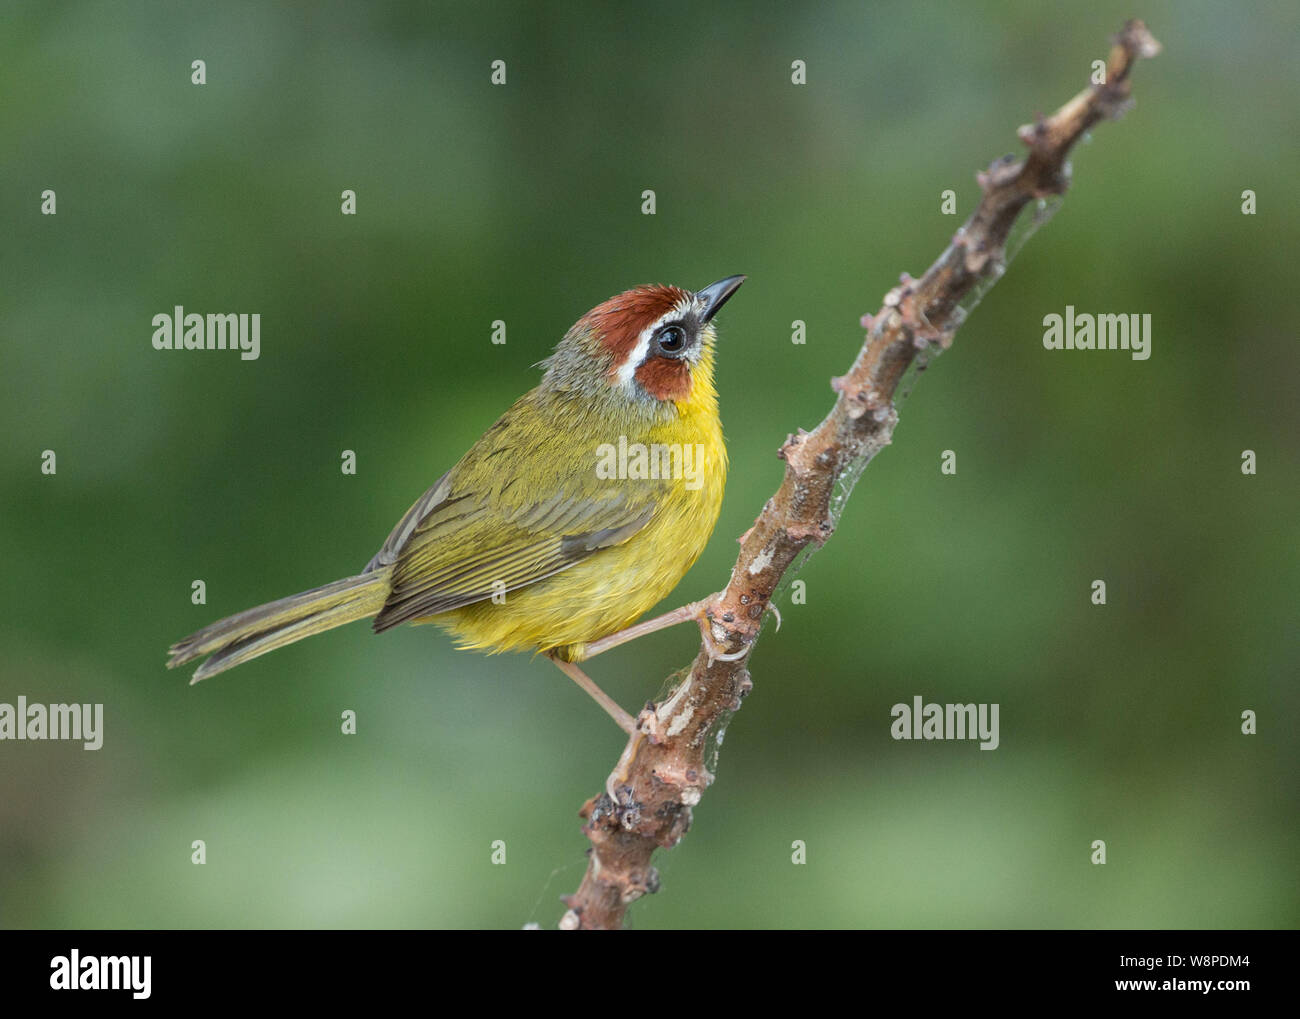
[167,276,745,730]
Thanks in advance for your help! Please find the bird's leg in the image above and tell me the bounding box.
[581,599,707,656]
[581,595,748,663]
[547,653,635,734]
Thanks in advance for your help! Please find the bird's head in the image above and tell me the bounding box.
[541,276,745,413]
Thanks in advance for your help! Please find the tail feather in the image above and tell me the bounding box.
[167,570,390,683]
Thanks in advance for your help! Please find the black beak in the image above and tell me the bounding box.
[696,275,746,323]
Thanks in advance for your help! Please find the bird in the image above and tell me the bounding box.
[167,276,746,732]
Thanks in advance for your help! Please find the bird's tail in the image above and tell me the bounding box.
[167,569,390,683]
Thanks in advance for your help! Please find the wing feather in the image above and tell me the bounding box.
[366,391,662,634]
[372,500,652,631]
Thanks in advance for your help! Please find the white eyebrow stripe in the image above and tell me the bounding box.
[614,296,695,387]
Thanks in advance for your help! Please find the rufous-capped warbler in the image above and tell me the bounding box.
[167,276,746,731]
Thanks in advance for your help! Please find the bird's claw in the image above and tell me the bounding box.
[635,702,663,744]
[694,603,749,664]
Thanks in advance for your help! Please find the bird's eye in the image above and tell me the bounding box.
[655,325,686,355]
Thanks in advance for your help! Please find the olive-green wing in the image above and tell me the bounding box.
[370,485,654,632]
[367,388,663,632]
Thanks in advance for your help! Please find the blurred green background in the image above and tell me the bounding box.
[2,0,1296,929]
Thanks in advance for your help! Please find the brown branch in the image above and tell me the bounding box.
[559,19,1161,931]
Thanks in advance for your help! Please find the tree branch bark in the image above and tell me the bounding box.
[559,19,1161,931]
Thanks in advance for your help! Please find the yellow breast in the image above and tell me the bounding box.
[436,360,726,659]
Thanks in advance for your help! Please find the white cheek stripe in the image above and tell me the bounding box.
[614,296,695,388]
